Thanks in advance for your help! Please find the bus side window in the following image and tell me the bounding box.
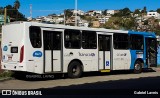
[113,33,129,49]
[64,29,81,49]
[130,34,144,50]
[29,26,42,48]
[82,31,97,49]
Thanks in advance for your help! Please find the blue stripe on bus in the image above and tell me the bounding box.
[129,50,148,69]
[158,46,160,65]
[128,31,156,36]
[128,31,156,69]
[129,50,136,69]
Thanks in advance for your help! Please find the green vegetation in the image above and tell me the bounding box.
[104,8,136,30]
[14,0,21,21]
[103,7,160,35]
[0,0,26,40]
[157,8,160,14]
[0,71,13,79]
[113,7,131,17]
[133,9,141,15]
[0,0,26,21]
[64,9,73,19]
[104,17,136,30]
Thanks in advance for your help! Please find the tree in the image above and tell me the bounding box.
[121,17,136,30]
[104,16,136,30]
[141,6,147,15]
[14,0,20,10]
[102,9,108,15]
[14,0,20,21]
[113,7,131,17]
[134,9,141,15]
[147,17,160,33]
[122,8,131,16]
[0,7,4,14]
[5,5,16,20]
[0,1,26,22]
[64,9,73,19]
[104,17,122,29]
[157,8,160,14]
[5,4,26,21]
[144,6,147,13]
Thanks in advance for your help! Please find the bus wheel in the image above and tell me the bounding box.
[68,61,82,78]
[134,61,142,74]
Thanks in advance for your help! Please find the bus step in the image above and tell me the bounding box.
[100,69,110,72]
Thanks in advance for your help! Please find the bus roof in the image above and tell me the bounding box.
[129,30,156,37]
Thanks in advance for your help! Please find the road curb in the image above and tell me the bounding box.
[0,77,14,82]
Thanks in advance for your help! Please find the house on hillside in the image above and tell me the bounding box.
[66,16,88,27]
[66,16,80,26]
[147,12,160,19]
[72,10,85,15]
[86,10,95,16]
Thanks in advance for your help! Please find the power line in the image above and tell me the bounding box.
[32,10,63,12]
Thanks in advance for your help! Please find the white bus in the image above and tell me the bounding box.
[1,22,157,78]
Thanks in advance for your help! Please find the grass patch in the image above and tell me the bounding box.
[0,71,14,79]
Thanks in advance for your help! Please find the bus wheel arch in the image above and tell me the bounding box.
[134,59,144,74]
[67,59,83,78]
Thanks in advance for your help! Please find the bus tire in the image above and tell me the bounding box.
[134,61,142,74]
[68,61,82,78]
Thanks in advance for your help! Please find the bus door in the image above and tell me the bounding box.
[43,29,63,73]
[98,34,112,70]
[145,38,157,67]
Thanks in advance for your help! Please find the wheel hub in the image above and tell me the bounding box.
[135,64,140,70]
[72,66,80,75]
[73,68,76,73]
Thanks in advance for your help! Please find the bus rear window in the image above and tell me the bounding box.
[29,26,42,48]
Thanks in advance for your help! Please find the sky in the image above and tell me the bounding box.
[0,0,160,18]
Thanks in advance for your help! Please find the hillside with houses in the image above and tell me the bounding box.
[26,8,160,35]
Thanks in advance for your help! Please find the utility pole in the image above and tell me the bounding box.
[64,10,65,25]
[30,4,32,20]
[75,0,77,26]
[4,8,7,25]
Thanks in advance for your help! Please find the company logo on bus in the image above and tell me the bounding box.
[79,52,95,57]
[33,51,42,57]
[117,53,127,56]
[3,46,8,51]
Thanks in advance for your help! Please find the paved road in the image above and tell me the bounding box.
[0,68,160,90]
